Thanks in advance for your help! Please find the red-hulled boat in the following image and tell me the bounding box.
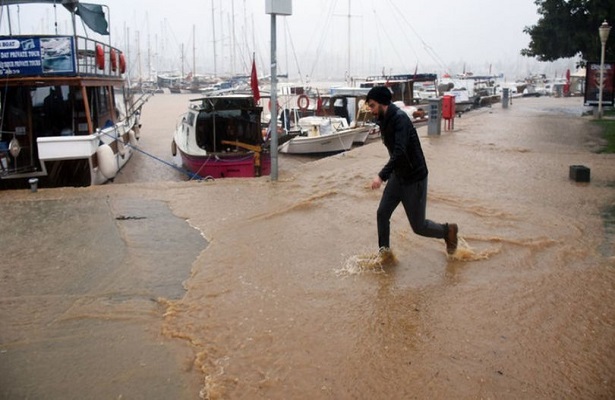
[171,95,270,179]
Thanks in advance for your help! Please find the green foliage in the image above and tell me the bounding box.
[593,110,615,153]
[522,0,615,63]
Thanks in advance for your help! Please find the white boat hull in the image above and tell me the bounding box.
[278,128,361,154]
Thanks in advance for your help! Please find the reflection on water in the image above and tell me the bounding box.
[0,197,205,399]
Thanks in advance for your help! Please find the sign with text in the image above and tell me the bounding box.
[584,61,614,106]
[0,36,75,76]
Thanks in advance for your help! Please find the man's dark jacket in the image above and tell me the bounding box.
[377,103,428,183]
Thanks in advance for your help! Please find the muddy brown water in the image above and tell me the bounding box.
[1,95,614,399]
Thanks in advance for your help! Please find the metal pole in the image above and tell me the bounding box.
[598,39,606,119]
[269,14,278,181]
[598,20,612,119]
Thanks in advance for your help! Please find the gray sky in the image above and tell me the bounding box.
[2,0,578,81]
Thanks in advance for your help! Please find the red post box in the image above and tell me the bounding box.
[442,95,456,119]
[441,94,455,130]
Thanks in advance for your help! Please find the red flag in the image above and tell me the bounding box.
[315,90,323,115]
[250,56,260,103]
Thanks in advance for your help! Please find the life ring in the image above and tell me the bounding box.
[96,144,117,180]
[297,94,310,111]
[119,52,126,74]
[268,99,280,112]
[95,44,105,70]
[110,49,117,72]
[171,139,177,157]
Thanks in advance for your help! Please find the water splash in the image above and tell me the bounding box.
[448,237,501,261]
[337,248,398,275]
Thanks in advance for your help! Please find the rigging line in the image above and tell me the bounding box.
[385,0,450,74]
[378,2,420,69]
[99,131,204,180]
[370,7,411,73]
[307,0,339,79]
[283,18,304,84]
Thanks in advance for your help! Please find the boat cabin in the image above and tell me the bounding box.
[186,95,264,153]
[0,0,146,187]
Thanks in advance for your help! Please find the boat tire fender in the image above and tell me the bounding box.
[171,139,177,157]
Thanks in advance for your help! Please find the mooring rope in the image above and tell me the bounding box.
[100,130,211,181]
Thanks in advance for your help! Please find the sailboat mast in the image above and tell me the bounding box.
[211,0,217,77]
[136,30,142,84]
[231,0,236,75]
[192,25,196,76]
[347,0,351,81]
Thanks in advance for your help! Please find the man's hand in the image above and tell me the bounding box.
[371,175,383,190]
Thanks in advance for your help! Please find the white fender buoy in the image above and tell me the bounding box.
[96,144,118,180]
[117,137,128,157]
[171,139,177,157]
[129,129,138,146]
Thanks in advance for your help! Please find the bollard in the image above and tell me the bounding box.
[502,88,509,109]
[427,98,442,135]
[28,178,38,192]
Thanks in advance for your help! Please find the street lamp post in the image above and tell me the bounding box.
[597,20,611,119]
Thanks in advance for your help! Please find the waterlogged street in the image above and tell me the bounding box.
[1,95,614,399]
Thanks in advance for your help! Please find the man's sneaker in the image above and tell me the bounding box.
[378,246,391,256]
[444,223,458,255]
[378,246,394,264]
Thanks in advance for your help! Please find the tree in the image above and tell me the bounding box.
[522,0,615,64]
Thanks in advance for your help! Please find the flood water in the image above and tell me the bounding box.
[1,95,614,399]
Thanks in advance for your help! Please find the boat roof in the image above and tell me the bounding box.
[2,0,84,6]
[188,95,261,111]
[189,94,256,102]
[327,87,370,97]
[364,73,437,83]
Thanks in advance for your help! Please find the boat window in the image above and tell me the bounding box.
[86,86,114,130]
[0,87,30,138]
[98,86,111,125]
[31,86,72,136]
[0,86,40,173]
[195,108,262,152]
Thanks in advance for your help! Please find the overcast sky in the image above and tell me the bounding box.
[3,0,579,81]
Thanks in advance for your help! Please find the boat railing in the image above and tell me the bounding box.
[75,36,124,78]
